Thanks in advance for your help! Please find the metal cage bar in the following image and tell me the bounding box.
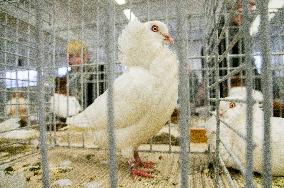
[105,1,118,187]
[176,0,190,187]
[257,0,273,187]
[35,0,50,186]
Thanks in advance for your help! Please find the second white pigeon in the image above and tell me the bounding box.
[204,87,284,176]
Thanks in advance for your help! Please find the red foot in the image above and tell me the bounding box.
[130,169,154,178]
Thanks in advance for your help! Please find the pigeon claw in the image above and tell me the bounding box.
[130,169,154,178]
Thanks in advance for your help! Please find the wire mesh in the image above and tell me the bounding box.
[0,0,283,187]
[203,0,283,187]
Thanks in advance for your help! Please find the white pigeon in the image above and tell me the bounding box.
[66,19,177,177]
[0,118,38,141]
[0,129,38,140]
[205,87,284,176]
[49,93,82,118]
[0,118,21,132]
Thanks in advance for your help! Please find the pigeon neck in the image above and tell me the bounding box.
[149,47,178,82]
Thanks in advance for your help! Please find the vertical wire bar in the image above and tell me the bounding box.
[35,0,50,186]
[3,13,8,120]
[82,132,85,148]
[146,0,153,152]
[279,35,284,119]
[166,0,172,154]
[147,0,150,21]
[204,45,210,116]
[15,18,19,117]
[105,1,118,187]
[176,0,190,187]
[277,9,284,119]
[168,122,172,153]
[129,0,132,21]
[96,5,100,99]
[27,0,31,128]
[80,0,85,109]
[214,26,220,188]
[51,0,57,146]
[185,16,191,155]
[66,0,70,118]
[224,5,231,93]
[257,0,272,187]
[68,132,70,147]
[211,1,221,187]
[242,0,254,187]
[165,0,168,25]
[239,36,244,87]
[47,3,52,145]
[92,3,98,101]
[204,0,210,116]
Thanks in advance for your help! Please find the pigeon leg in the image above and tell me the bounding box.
[133,149,155,169]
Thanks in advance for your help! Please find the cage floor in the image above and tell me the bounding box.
[1,145,268,188]
[2,145,284,187]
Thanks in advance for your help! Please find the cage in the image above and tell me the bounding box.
[0,0,283,187]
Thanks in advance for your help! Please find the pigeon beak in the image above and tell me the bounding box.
[161,33,174,45]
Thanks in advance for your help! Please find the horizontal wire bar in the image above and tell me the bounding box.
[209,98,258,103]
[209,29,243,75]
[49,144,206,155]
[188,52,284,60]
[0,3,52,24]
[0,37,36,49]
[0,50,35,60]
[208,65,245,89]
[0,78,37,82]
[210,111,258,148]
[0,89,37,93]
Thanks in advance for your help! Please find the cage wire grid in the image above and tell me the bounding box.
[0,0,283,187]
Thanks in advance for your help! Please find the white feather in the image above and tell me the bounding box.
[49,93,82,118]
[66,20,178,158]
[0,129,38,140]
[0,118,21,132]
[205,87,284,176]
[118,19,169,69]
[228,87,264,102]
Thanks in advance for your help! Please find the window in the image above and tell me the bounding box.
[5,70,37,88]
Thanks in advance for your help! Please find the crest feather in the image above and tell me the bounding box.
[228,87,263,102]
[118,19,163,69]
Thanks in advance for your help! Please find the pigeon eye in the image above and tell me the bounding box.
[151,25,159,32]
[229,102,236,108]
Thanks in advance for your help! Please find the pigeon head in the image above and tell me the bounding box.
[143,21,174,45]
[218,87,263,124]
[218,100,245,123]
[118,19,174,68]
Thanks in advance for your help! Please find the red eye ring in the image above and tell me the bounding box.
[229,102,236,108]
[151,25,159,32]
